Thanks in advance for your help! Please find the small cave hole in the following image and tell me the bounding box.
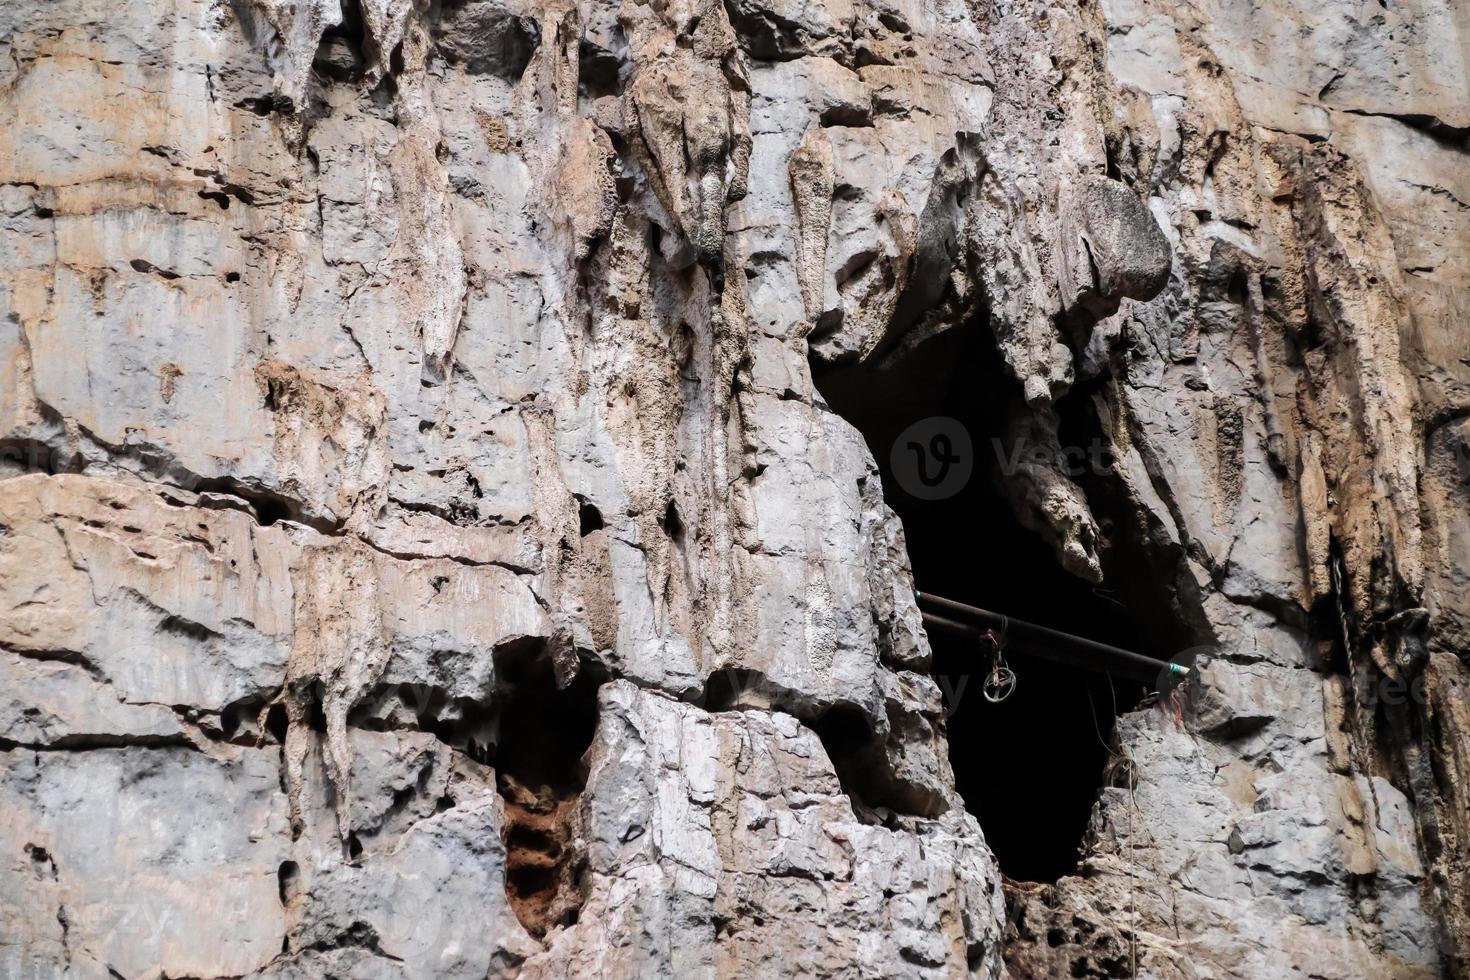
[810,700,947,821]
[264,702,289,744]
[489,642,603,938]
[814,317,1193,882]
[661,499,684,543]
[431,1,540,82]
[577,498,604,537]
[810,703,884,812]
[129,258,180,280]
[578,38,626,99]
[311,0,367,83]
[701,667,765,712]
[191,477,319,530]
[277,860,299,905]
[220,702,243,739]
[253,496,291,527]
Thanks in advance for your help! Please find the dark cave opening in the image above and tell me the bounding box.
[815,321,1185,883]
[489,641,603,937]
[344,633,604,935]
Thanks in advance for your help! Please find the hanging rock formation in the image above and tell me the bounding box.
[0,0,1466,976]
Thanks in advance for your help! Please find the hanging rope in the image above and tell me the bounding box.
[1087,677,1141,975]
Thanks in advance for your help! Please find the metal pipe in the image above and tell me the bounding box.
[920,610,1165,684]
[918,611,983,638]
[916,592,1189,687]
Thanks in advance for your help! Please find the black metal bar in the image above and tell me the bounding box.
[918,611,983,638]
[916,592,1189,686]
[920,610,1162,684]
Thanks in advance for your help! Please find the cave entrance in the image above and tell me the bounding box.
[489,642,604,937]
[816,320,1180,883]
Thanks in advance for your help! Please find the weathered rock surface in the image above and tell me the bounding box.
[0,0,1465,975]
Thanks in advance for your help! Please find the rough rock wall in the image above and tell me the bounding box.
[0,1,1465,979]
[985,0,1470,976]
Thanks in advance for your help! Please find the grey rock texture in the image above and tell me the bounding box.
[0,0,1465,977]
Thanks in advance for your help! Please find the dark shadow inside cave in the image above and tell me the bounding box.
[814,319,1188,883]
[346,637,604,935]
[490,641,603,936]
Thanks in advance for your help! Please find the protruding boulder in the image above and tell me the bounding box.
[1058,173,1172,319]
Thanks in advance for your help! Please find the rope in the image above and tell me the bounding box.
[1128,769,1138,978]
[1085,681,1115,760]
[1087,676,1139,976]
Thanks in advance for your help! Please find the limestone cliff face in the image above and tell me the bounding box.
[0,0,1465,977]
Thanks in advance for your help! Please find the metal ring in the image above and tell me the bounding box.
[982,666,1017,703]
